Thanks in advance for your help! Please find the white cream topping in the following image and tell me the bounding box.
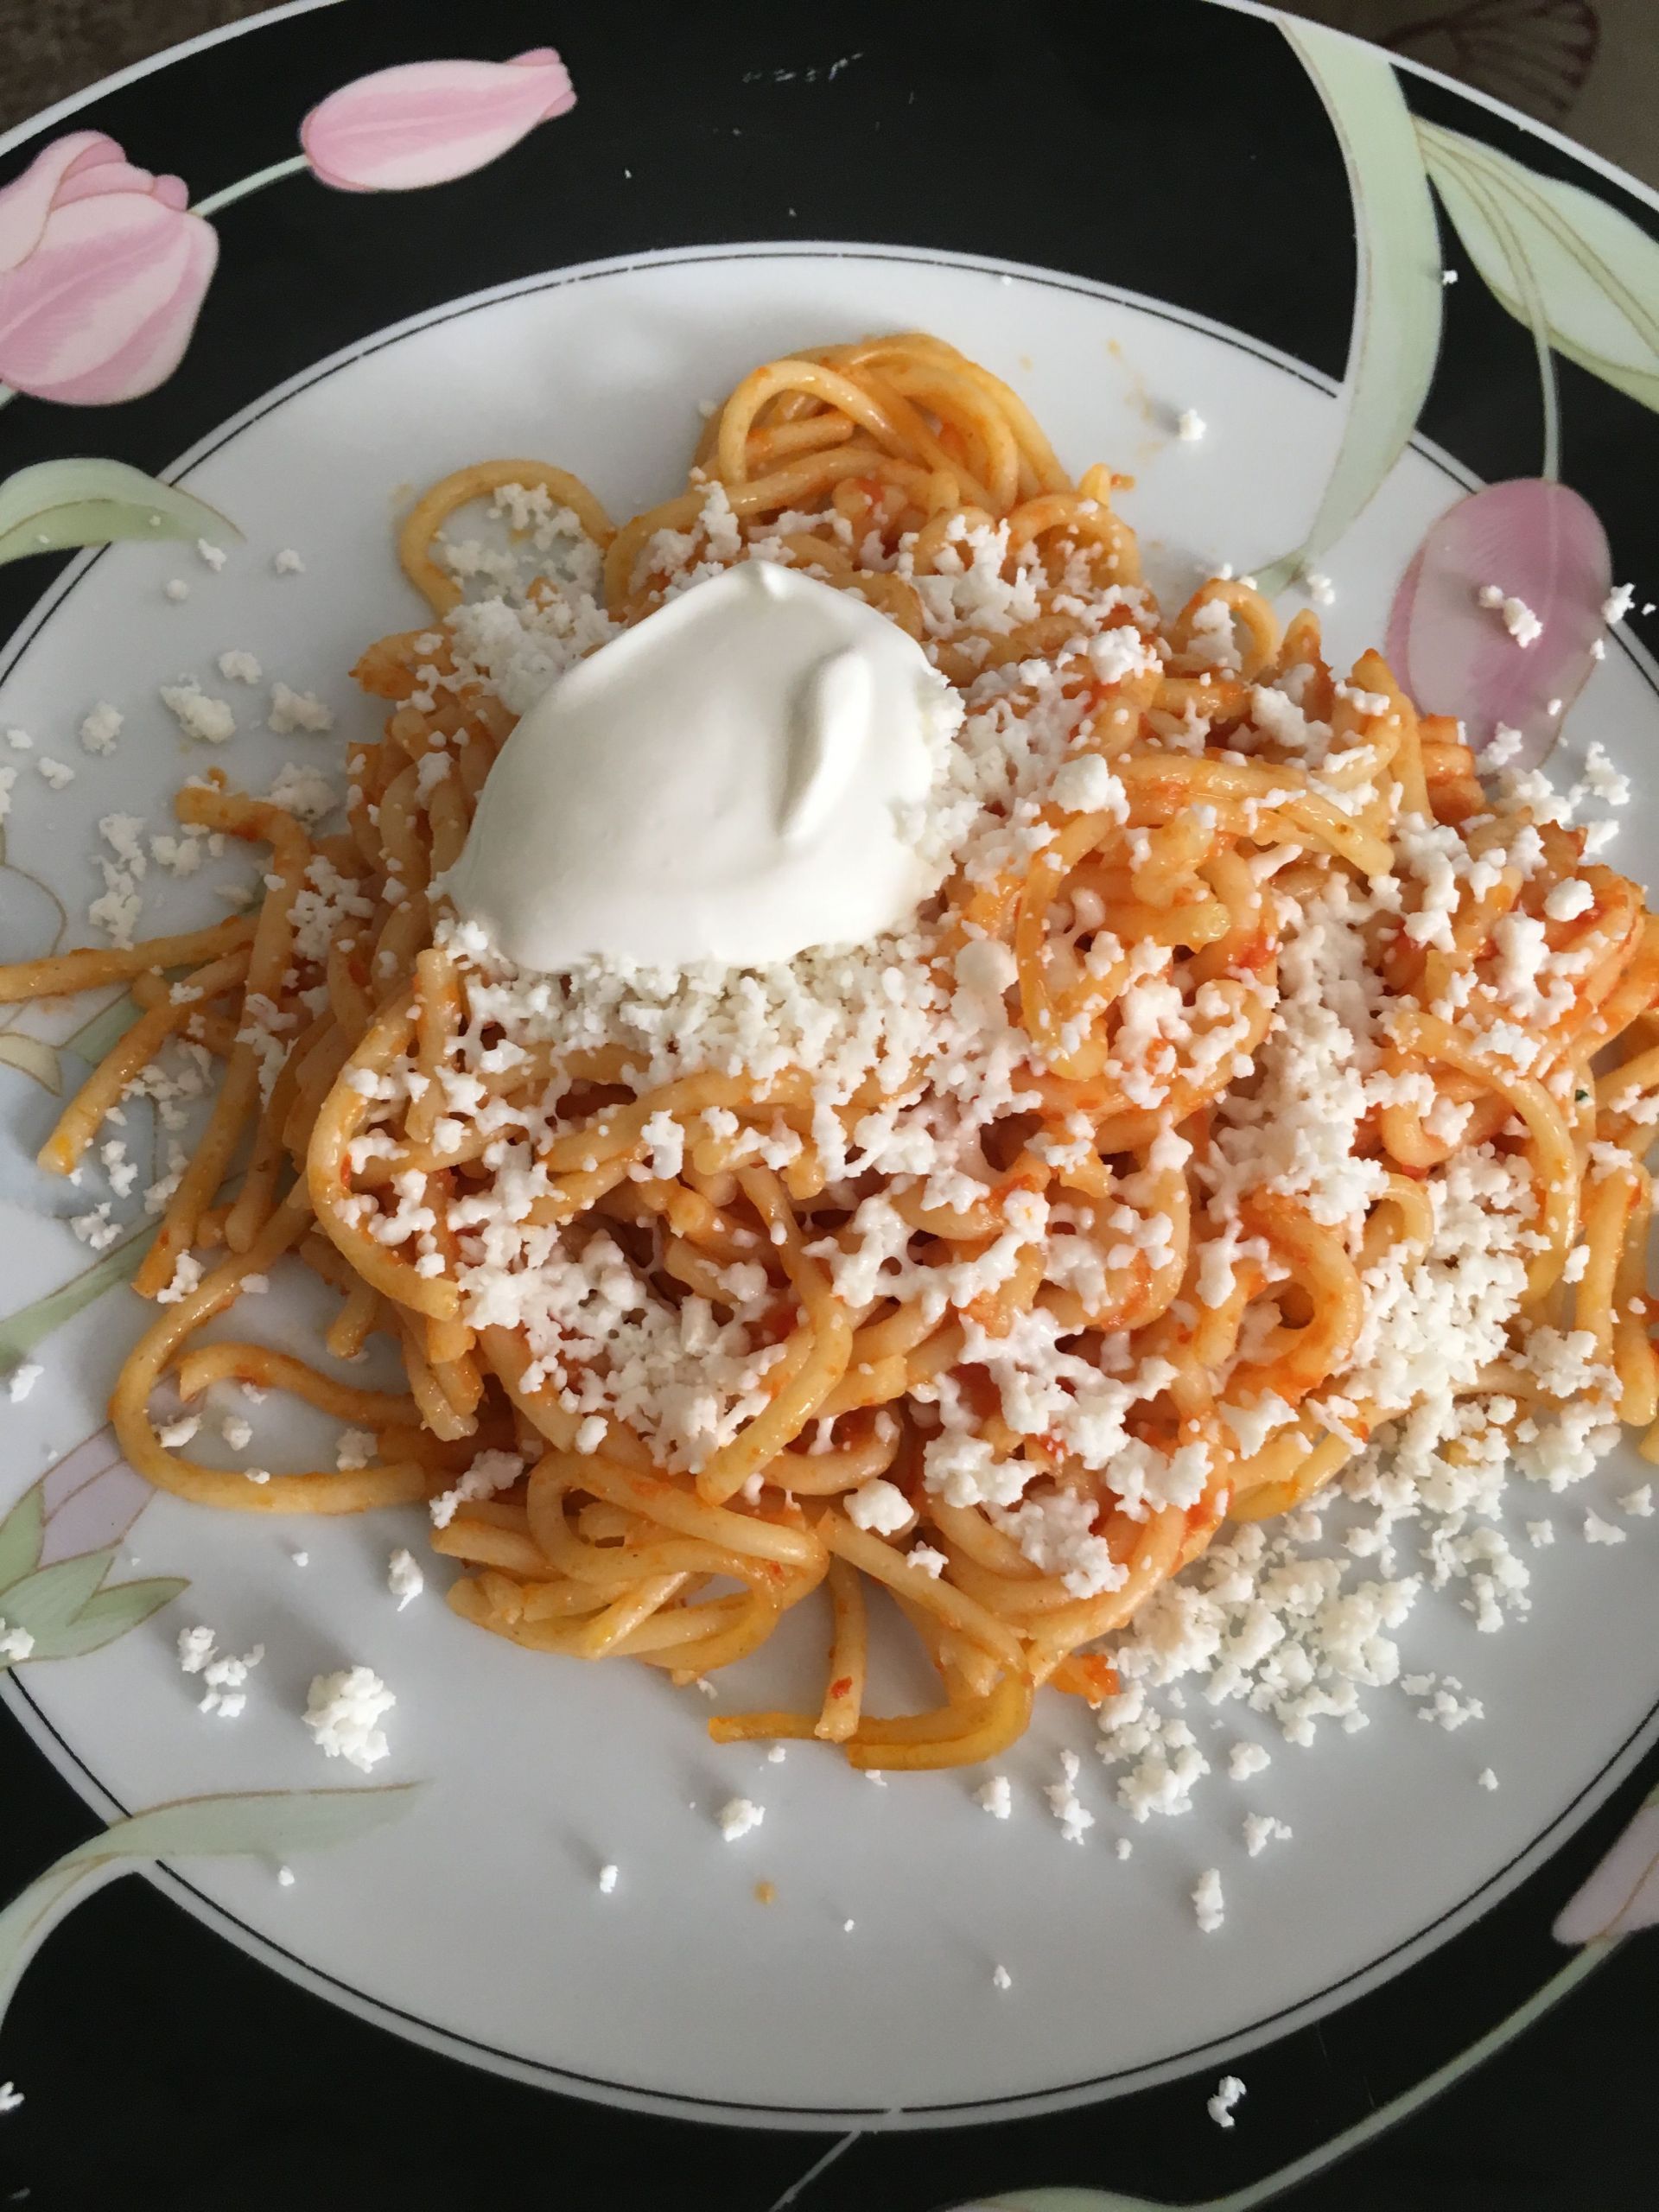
[443,562,961,969]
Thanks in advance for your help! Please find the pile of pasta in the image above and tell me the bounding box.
[7,332,1656,1771]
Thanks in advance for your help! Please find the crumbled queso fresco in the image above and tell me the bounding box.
[303,1666,395,1770]
[294,474,1654,1859]
[8,457,1646,1936]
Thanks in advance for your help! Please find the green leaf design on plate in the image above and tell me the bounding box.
[0,1221,156,1367]
[0,1031,61,1095]
[0,1549,117,1645]
[63,989,139,1068]
[1417,124,1562,477]
[0,1487,45,1598]
[1419,120,1659,416]
[25,1576,187,1660]
[1261,22,1444,594]
[0,1784,424,2035]
[56,1787,425,1864]
[980,2194,1176,2210]
[0,458,239,568]
[978,1946,1610,2212]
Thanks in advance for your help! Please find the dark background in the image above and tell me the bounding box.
[0,0,1646,175]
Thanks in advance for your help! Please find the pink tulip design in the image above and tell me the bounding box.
[301,48,577,194]
[0,130,218,404]
[1385,479,1611,771]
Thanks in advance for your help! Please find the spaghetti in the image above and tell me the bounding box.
[9,333,1656,1771]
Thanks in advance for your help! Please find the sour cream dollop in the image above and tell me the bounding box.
[442,562,959,970]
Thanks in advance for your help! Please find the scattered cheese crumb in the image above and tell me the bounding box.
[1603,583,1634,625]
[844,1476,911,1533]
[597,1863,619,1894]
[156,1415,200,1448]
[1545,878,1593,922]
[717,1796,765,1841]
[0,2083,22,2114]
[1228,1741,1271,1782]
[160,681,235,745]
[197,1641,264,1719]
[388,1548,424,1610]
[5,1362,41,1403]
[1484,723,1523,767]
[1192,1867,1224,1933]
[1478,1768,1499,1791]
[197,538,229,571]
[1619,1484,1653,1517]
[273,547,305,574]
[1045,1749,1096,1842]
[1585,1510,1626,1545]
[276,1865,296,1887]
[767,1743,787,1764]
[1580,740,1630,808]
[1177,409,1206,442]
[268,681,334,735]
[1115,1837,1133,1860]
[38,755,75,789]
[154,1253,204,1306]
[0,1620,35,1663]
[164,578,189,601]
[1477,586,1542,646]
[79,702,123,753]
[976,1774,1013,1820]
[429,1447,523,1528]
[303,1666,395,1770]
[991,1963,1013,1991]
[217,649,262,684]
[1208,2075,1246,2128]
[1242,1813,1293,1856]
[1441,268,1459,286]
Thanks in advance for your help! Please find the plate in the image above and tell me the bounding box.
[0,3,1656,2206]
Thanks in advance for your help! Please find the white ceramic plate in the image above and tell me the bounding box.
[4,241,1657,2130]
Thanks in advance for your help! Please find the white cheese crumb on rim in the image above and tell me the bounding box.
[4,1362,41,1403]
[1207,2074,1247,2126]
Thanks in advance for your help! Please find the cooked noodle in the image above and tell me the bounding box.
[9,334,1656,1770]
